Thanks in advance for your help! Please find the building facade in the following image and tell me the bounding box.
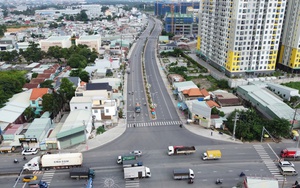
[40,36,72,52]
[197,0,286,77]
[76,35,101,53]
[278,0,300,73]
[164,13,198,35]
[154,2,200,16]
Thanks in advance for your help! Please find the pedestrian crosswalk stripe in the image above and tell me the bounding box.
[125,179,139,188]
[253,145,283,180]
[127,121,182,128]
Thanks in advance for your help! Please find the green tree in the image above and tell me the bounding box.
[67,54,87,68]
[0,25,7,37]
[59,78,75,101]
[42,92,63,117]
[20,41,45,62]
[79,70,90,82]
[32,73,38,78]
[40,80,54,88]
[23,107,35,122]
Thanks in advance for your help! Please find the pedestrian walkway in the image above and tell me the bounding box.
[125,179,139,188]
[127,121,182,128]
[41,170,55,187]
[253,145,285,182]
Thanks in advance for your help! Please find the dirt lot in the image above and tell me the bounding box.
[192,78,213,90]
[6,27,32,33]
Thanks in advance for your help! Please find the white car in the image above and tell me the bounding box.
[130,150,142,157]
[22,148,39,155]
[278,161,294,167]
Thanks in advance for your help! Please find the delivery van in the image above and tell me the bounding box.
[279,166,298,176]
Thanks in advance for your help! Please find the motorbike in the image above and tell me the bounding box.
[13,159,19,164]
[215,179,222,184]
[240,172,245,177]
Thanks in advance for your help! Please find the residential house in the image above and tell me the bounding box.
[29,88,51,115]
[185,100,211,128]
[0,89,32,132]
[173,81,198,96]
[75,83,117,121]
[1,124,24,150]
[54,77,80,91]
[90,78,122,92]
[70,97,92,111]
[178,88,210,102]
[168,74,184,84]
[23,118,52,150]
[213,91,241,107]
[56,110,92,149]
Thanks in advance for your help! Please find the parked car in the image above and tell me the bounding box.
[22,175,37,182]
[130,150,142,157]
[22,148,39,155]
[278,161,295,167]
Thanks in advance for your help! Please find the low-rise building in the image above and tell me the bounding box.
[76,35,101,53]
[40,36,72,52]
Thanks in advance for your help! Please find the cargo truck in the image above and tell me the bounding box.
[173,168,195,180]
[117,155,136,164]
[23,153,83,171]
[202,150,222,160]
[168,146,196,155]
[280,148,300,160]
[124,166,151,179]
[69,167,95,179]
[122,160,143,168]
[135,103,141,113]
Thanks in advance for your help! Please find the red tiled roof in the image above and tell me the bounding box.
[200,88,210,97]
[206,100,221,108]
[30,78,45,84]
[37,73,51,79]
[44,69,56,74]
[30,88,49,100]
[182,88,202,97]
[23,83,39,89]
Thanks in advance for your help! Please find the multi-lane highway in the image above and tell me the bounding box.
[4,17,299,188]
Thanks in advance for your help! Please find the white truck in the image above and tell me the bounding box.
[124,166,151,179]
[23,153,83,171]
[168,146,196,155]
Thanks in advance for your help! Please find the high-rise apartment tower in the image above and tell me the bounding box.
[278,0,300,73]
[197,0,287,77]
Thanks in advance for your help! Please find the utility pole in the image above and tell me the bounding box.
[290,109,298,132]
[232,112,239,140]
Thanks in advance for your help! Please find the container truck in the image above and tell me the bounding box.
[122,160,143,168]
[168,146,196,155]
[135,103,141,113]
[202,150,222,160]
[23,153,83,171]
[117,155,136,164]
[280,148,300,160]
[124,166,151,179]
[173,168,195,180]
[69,167,95,179]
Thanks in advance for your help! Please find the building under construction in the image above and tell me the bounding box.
[154,1,199,16]
[164,13,198,36]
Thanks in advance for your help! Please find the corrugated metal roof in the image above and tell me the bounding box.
[57,110,91,138]
[25,118,51,139]
[246,177,279,188]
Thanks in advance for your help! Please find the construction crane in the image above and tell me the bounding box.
[162,3,175,34]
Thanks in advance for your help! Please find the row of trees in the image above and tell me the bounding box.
[226,109,290,141]
[0,42,98,69]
